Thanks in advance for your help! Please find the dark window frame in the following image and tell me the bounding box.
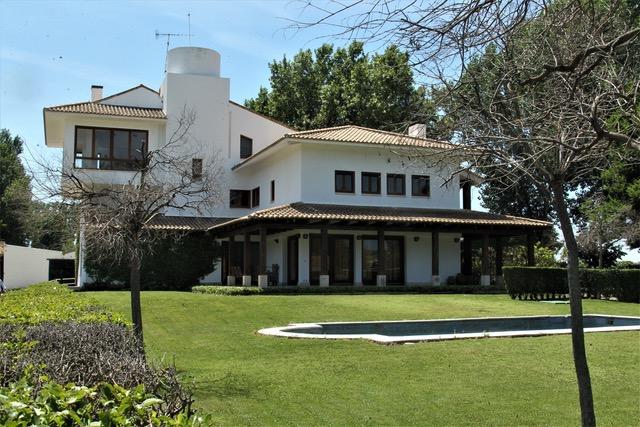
[387,173,406,195]
[229,189,251,208]
[270,180,275,202]
[361,235,405,285]
[251,187,260,208]
[240,135,253,159]
[335,170,355,193]
[411,175,431,197]
[309,234,355,285]
[361,172,381,195]
[73,125,148,171]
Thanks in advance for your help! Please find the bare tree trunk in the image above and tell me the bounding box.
[551,180,596,427]
[129,255,144,353]
[597,234,603,268]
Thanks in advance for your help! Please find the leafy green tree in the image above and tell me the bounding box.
[0,129,32,245]
[245,42,437,131]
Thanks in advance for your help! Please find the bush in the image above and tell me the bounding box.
[503,267,639,302]
[192,286,264,295]
[0,282,126,325]
[191,284,505,296]
[503,267,567,300]
[85,232,221,291]
[0,376,204,426]
[0,283,201,424]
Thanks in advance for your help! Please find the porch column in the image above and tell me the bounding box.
[481,233,491,286]
[526,234,536,266]
[495,236,504,287]
[226,235,236,286]
[462,235,473,276]
[258,227,268,288]
[319,226,329,287]
[376,229,386,287]
[431,231,440,286]
[242,232,252,287]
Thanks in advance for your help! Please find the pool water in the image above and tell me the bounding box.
[258,315,640,344]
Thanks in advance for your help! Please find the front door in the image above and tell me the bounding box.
[362,236,405,285]
[287,235,299,285]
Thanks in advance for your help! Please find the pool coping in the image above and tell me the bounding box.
[257,314,640,344]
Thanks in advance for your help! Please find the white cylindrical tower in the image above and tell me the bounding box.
[166,47,221,77]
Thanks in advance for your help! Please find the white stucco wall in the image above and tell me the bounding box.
[100,86,163,108]
[2,245,70,289]
[299,143,460,209]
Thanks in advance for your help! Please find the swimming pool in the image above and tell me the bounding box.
[258,314,640,344]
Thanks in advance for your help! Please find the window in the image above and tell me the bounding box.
[387,174,406,195]
[74,126,148,170]
[240,135,253,159]
[192,158,203,180]
[230,190,250,208]
[335,170,355,193]
[411,175,430,197]
[251,187,260,207]
[270,180,275,202]
[361,172,381,194]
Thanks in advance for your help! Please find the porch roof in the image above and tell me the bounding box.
[207,203,551,233]
[146,215,231,231]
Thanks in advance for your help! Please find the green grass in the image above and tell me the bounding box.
[91,292,640,426]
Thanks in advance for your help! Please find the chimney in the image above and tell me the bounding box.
[91,85,103,102]
[408,124,427,138]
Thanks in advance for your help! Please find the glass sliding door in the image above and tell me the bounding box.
[287,235,299,285]
[309,234,354,285]
[361,236,405,285]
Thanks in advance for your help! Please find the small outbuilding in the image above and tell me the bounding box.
[0,242,75,290]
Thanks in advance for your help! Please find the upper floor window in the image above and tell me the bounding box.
[230,190,250,208]
[335,170,355,193]
[411,175,431,197]
[192,158,203,180]
[270,180,275,202]
[251,187,260,208]
[74,126,147,170]
[240,135,253,159]
[387,174,406,195]
[361,172,381,194]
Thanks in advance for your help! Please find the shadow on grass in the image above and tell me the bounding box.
[195,372,265,399]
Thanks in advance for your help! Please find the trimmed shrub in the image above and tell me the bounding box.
[191,284,506,296]
[0,283,201,424]
[503,267,568,300]
[0,282,126,325]
[503,267,639,302]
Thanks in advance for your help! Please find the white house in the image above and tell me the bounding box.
[43,46,550,288]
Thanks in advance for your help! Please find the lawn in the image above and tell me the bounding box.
[91,292,640,426]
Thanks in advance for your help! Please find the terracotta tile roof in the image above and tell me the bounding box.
[285,125,455,149]
[147,215,230,231]
[209,203,551,231]
[44,102,166,119]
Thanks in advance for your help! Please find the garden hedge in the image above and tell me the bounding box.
[192,284,506,296]
[0,282,204,425]
[503,267,639,302]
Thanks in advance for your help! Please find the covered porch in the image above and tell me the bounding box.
[207,203,551,287]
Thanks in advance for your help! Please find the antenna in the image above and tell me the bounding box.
[155,29,192,72]
[188,13,192,46]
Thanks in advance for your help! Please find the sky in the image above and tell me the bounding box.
[1,0,638,262]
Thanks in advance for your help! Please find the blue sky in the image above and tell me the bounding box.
[1,0,638,261]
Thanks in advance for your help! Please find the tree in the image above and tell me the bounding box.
[0,129,32,245]
[39,110,224,347]
[295,1,639,425]
[577,196,627,267]
[27,201,78,252]
[245,41,438,132]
